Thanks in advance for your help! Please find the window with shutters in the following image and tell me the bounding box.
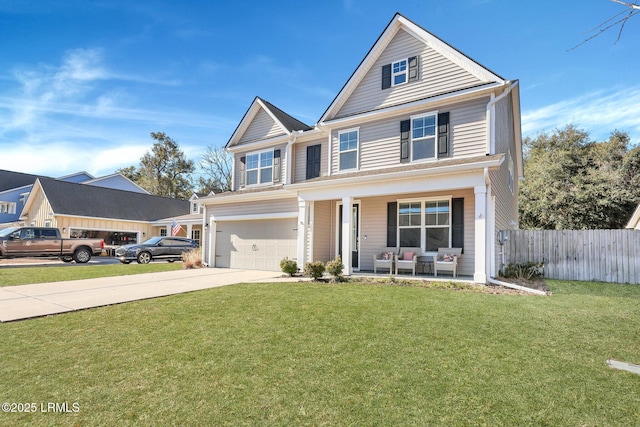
[401,111,449,163]
[339,129,359,171]
[392,59,407,86]
[397,198,454,252]
[411,112,437,161]
[246,150,273,186]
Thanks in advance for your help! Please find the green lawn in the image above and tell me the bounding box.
[0,263,182,286]
[1,280,639,426]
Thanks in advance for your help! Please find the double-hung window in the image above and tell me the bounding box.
[398,199,451,252]
[392,59,407,86]
[339,129,359,171]
[246,150,273,185]
[411,113,437,161]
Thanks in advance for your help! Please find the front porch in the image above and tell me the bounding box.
[351,270,475,284]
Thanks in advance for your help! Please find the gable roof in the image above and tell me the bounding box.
[0,170,47,192]
[226,97,312,149]
[319,13,506,123]
[25,178,189,222]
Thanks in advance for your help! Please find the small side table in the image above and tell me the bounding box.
[417,255,433,275]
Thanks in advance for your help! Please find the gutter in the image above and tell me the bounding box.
[487,277,548,296]
[485,80,519,155]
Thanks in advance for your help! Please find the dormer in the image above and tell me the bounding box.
[226,97,312,191]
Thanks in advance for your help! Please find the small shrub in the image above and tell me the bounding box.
[325,255,344,282]
[304,261,325,280]
[280,257,298,277]
[182,248,203,269]
[502,262,543,280]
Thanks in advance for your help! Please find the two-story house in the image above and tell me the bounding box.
[199,13,523,283]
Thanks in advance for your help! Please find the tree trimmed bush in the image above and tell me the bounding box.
[303,261,325,280]
[280,257,298,277]
[325,255,344,282]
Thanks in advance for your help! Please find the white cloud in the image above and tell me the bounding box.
[522,86,640,143]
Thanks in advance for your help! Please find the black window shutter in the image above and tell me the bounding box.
[451,197,464,252]
[400,120,410,163]
[239,156,246,188]
[438,112,450,157]
[306,144,321,179]
[387,202,397,247]
[382,64,391,89]
[273,149,282,183]
[408,56,419,82]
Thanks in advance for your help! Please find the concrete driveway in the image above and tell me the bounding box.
[0,268,290,322]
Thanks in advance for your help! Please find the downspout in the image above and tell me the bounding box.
[285,133,297,185]
[201,204,209,267]
[487,277,548,296]
[485,80,518,155]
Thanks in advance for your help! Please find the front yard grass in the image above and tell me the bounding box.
[1,279,639,426]
[0,263,182,286]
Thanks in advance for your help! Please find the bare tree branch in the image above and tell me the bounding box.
[568,1,640,50]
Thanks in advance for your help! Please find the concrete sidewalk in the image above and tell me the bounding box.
[0,268,289,322]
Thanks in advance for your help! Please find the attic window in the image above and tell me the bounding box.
[382,56,419,89]
[392,59,407,86]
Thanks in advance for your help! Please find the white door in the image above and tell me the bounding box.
[215,219,297,271]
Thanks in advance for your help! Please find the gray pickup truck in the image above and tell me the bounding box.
[0,227,104,263]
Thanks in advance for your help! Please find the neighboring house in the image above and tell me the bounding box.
[198,13,523,282]
[626,204,640,230]
[15,177,199,247]
[0,169,149,228]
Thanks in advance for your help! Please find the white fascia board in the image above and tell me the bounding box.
[298,169,488,201]
[256,98,293,137]
[511,82,524,178]
[211,212,298,222]
[626,204,640,229]
[54,213,151,224]
[199,188,296,206]
[320,82,503,128]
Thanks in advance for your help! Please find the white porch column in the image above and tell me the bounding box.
[342,196,353,276]
[474,185,487,283]
[208,218,217,267]
[297,198,308,267]
[186,223,193,239]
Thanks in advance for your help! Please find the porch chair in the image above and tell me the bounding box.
[373,247,397,274]
[433,248,463,278]
[395,247,420,275]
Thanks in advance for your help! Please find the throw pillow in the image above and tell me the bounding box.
[403,251,415,261]
[443,254,454,262]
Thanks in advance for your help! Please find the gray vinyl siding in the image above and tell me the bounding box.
[357,190,475,276]
[293,137,328,183]
[209,197,299,218]
[335,29,486,119]
[490,94,518,274]
[330,97,488,174]
[238,109,286,145]
[312,200,333,263]
[233,143,289,191]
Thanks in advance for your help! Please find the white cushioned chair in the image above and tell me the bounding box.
[433,248,462,277]
[395,247,420,275]
[373,247,396,274]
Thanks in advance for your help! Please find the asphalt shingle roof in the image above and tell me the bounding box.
[0,170,47,192]
[38,178,190,221]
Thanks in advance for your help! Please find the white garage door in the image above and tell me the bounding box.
[215,219,297,271]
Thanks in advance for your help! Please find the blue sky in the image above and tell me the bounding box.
[1,0,639,178]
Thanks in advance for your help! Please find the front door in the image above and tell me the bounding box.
[338,202,360,270]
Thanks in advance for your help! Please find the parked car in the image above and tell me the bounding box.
[0,227,104,263]
[115,236,198,264]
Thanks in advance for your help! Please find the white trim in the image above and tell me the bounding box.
[245,149,275,187]
[337,127,360,171]
[391,58,408,87]
[409,110,439,162]
[396,197,452,254]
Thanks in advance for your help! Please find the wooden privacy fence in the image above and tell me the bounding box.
[502,230,640,284]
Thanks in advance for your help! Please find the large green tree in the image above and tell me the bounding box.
[118,132,195,199]
[519,125,639,229]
